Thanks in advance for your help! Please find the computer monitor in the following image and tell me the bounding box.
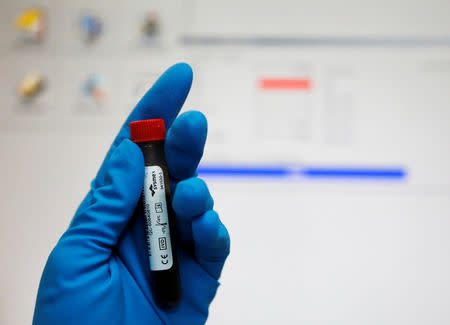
[1,1,450,324]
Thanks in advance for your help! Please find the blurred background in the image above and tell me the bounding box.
[1,0,450,324]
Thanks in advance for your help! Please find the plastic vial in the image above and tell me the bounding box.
[130,119,181,308]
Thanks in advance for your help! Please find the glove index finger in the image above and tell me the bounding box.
[115,62,193,146]
[89,63,193,192]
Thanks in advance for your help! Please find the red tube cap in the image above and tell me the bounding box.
[129,119,166,143]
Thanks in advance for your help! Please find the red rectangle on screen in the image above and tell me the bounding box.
[259,78,311,90]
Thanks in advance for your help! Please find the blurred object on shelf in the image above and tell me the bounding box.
[82,74,107,104]
[14,7,47,43]
[80,13,103,43]
[141,10,160,41]
[18,73,45,99]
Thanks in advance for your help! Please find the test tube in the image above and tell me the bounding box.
[130,119,181,308]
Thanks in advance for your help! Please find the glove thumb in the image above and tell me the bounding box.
[64,139,144,261]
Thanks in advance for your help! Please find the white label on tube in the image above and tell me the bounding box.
[143,165,173,271]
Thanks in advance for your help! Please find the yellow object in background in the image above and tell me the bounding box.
[15,7,46,41]
[18,73,44,99]
[15,8,42,29]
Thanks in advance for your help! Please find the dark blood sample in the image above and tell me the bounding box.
[130,119,181,308]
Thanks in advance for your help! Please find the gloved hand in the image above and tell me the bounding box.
[33,63,230,325]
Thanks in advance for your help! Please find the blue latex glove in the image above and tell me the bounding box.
[33,63,230,325]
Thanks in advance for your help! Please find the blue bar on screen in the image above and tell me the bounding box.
[197,165,406,179]
[300,167,406,178]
